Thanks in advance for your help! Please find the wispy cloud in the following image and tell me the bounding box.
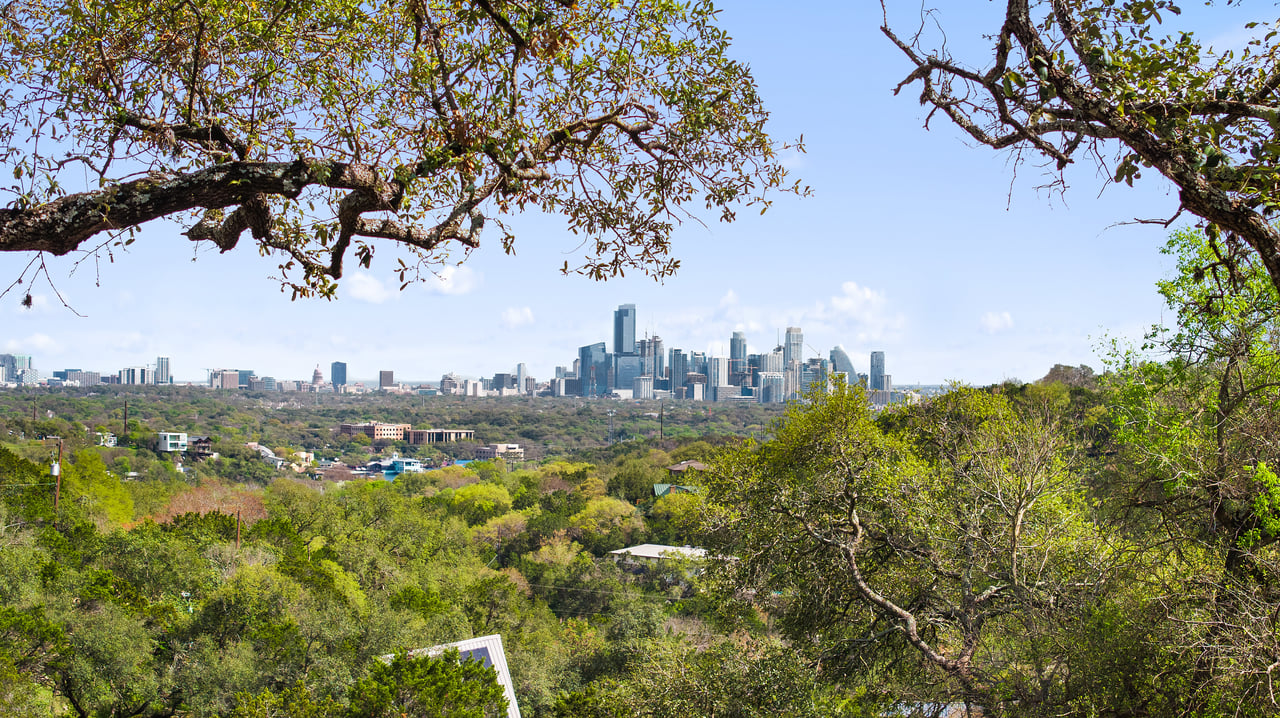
[502,306,535,328]
[658,281,905,354]
[424,265,479,295]
[828,281,886,321]
[348,272,396,304]
[6,333,61,353]
[980,310,1015,334]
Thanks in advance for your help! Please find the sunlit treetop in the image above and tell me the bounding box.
[0,0,803,298]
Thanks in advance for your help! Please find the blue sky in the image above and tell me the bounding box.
[0,2,1257,385]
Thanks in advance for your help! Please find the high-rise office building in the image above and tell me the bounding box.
[613,354,642,391]
[870,351,886,391]
[379,370,394,389]
[637,336,665,379]
[579,342,610,397]
[210,369,239,389]
[784,327,804,399]
[331,361,348,388]
[440,373,462,394]
[758,372,785,403]
[707,356,729,388]
[613,304,636,355]
[516,363,528,394]
[155,356,171,385]
[119,366,152,385]
[829,346,855,380]
[802,357,829,394]
[668,349,688,388]
[0,354,32,380]
[730,331,747,375]
[66,370,100,387]
[688,351,707,377]
[761,348,784,374]
[784,327,804,367]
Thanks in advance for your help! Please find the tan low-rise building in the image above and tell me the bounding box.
[475,443,524,460]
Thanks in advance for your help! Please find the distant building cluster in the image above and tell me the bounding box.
[426,303,909,406]
[2,304,917,406]
[0,354,174,388]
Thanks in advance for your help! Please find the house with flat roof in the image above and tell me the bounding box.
[156,432,188,452]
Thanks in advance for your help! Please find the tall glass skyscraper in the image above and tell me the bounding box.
[155,356,171,385]
[613,304,636,355]
[829,346,855,379]
[668,349,688,387]
[730,331,747,375]
[579,342,610,397]
[331,361,347,388]
[784,327,804,367]
[870,351,886,391]
[784,327,804,399]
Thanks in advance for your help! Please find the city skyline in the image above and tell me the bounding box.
[1,1,1228,386]
[1,303,901,393]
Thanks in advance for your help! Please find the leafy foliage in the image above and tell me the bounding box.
[0,0,802,298]
[883,1,1280,296]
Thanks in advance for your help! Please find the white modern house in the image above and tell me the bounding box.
[156,432,188,452]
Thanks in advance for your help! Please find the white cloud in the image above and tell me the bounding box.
[980,310,1015,334]
[502,306,535,328]
[107,331,146,353]
[5,333,60,353]
[348,272,396,304]
[424,265,479,295]
[657,280,905,355]
[829,281,887,319]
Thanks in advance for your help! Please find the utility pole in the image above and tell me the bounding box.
[122,399,129,439]
[607,410,615,445]
[659,400,664,440]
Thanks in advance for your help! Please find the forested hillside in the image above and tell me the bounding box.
[0,426,854,717]
[6,227,1280,715]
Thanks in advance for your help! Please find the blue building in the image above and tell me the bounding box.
[578,342,610,397]
[614,304,636,355]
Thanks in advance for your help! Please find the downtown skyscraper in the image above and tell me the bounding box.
[784,327,804,399]
[870,351,886,391]
[613,304,636,355]
[730,331,747,375]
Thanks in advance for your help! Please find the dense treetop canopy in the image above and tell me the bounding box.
[0,0,799,297]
